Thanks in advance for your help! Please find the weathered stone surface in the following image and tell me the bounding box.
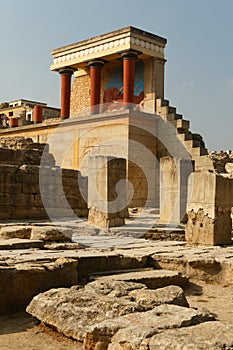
[26,284,144,341]
[88,156,128,229]
[43,242,86,250]
[148,321,233,349]
[186,171,233,246]
[0,226,31,239]
[84,279,146,297]
[0,238,44,250]
[30,226,73,242]
[1,257,78,314]
[129,284,189,308]
[95,269,189,289]
[84,304,215,349]
[27,278,193,347]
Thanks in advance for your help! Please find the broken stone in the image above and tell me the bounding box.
[1,257,78,314]
[0,226,31,239]
[26,284,144,342]
[30,226,73,242]
[84,304,215,349]
[84,279,146,297]
[43,242,86,250]
[94,269,189,289]
[27,278,191,346]
[148,321,233,349]
[129,285,189,308]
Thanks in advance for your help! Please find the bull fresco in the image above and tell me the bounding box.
[103,61,144,111]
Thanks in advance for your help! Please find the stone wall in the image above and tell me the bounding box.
[43,107,60,120]
[70,73,90,116]
[0,137,88,220]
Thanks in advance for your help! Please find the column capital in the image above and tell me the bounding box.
[59,67,77,75]
[121,51,140,60]
[88,60,105,68]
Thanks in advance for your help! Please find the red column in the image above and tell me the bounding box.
[121,51,138,105]
[59,68,75,119]
[34,105,43,123]
[9,118,18,128]
[88,60,104,114]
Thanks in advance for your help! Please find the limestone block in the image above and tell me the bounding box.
[129,285,189,308]
[30,226,72,242]
[84,305,214,349]
[186,171,233,246]
[149,321,233,350]
[0,226,32,239]
[160,157,193,224]
[0,258,78,314]
[22,182,40,194]
[14,193,35,207]
[12,207,42,220]
[96,269,188,289]
[27,278,201,346]
[88,156,128,228]
[0,207,12,220]
[0,193,14,206]
[226,162,233,174]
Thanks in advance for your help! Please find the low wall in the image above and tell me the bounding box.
[0,137,88,221]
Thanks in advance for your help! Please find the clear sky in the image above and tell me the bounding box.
[0,0,232,150]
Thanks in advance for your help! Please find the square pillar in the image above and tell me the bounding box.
[185,171,233,246]
[88,156,128,229]
[160,156,193,225]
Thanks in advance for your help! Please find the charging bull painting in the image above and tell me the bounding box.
[103,61,144,111]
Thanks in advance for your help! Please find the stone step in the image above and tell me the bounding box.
[89,267,153,280]
[0,238,44,250]
[177,133,193,142]
[93,269,189,289]
[156,105,176,116]
[170,118,190,131]
[184,139,201,149]
[167,113,183,121]
[144,228,185,241]
[156,98,170,108]
[190,147,208,157]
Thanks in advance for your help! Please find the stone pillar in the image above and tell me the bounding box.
[59,68,75,119]
[88,156,128,229]
[88,60,104,114]
[121,51,138,105]
[9,118,18,128]
[160,157,193,225]
[185,171,233,246]
[33,105,43,124]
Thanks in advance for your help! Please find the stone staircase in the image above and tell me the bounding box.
[156,98,208,161]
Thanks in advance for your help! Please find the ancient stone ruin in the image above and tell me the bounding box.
[0,26,233,349]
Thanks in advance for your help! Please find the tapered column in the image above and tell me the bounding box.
[9,118,18,128]
[121,51,138,105]
[59,68,75,119]
[88,60,104,114]
[34,105,43,123]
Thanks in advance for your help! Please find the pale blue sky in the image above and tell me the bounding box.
[0,0,232,150]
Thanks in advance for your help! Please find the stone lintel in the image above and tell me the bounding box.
[51,26,167,72]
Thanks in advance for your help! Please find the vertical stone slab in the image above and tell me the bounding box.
[185,171,233,246]
[88,156,128,229]
[160,157,193,224]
